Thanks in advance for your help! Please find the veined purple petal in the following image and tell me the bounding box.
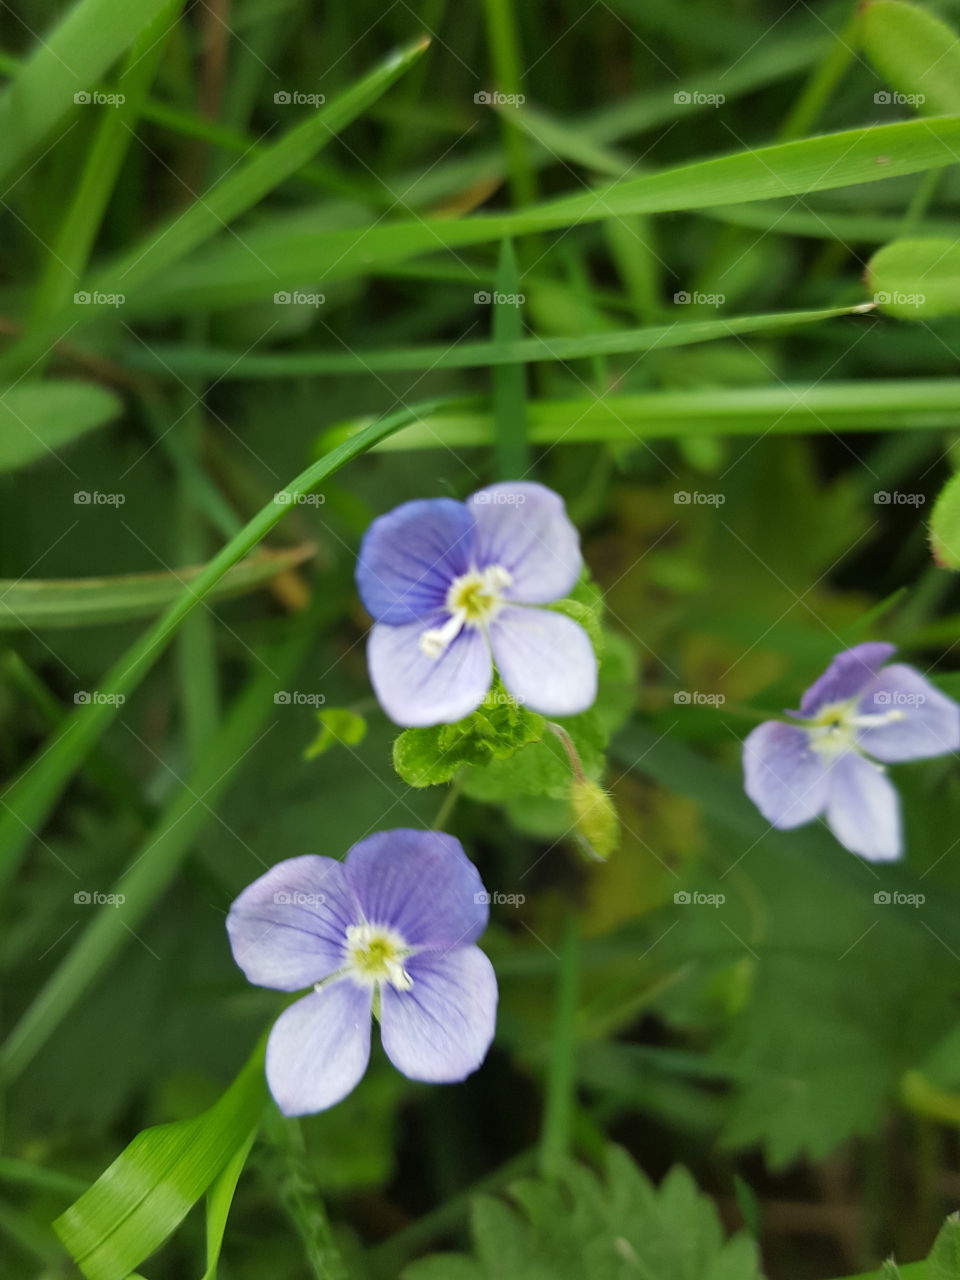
[857,664,960,762]
[367,620,492,726]
[468,483,581,604]
[825,752,901,861]
[265,984,372,1115]
[380,947,497,1083]
[356,498,475,625]
[345,830,489,950]
[227,856,359,991]
[488,605,597,716]
[798,642,896,716]
[743,721,829,828]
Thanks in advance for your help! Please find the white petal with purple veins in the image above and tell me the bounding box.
[469,483,581,604]
[825,752,901,862]
[227,856,360,991]
[488,605,597,716]
[265,983,372,1115]
[345,830,489,950]
[743,721,829,828]
[380,947,497,1083]
[367,620,492,726]
[857,664,960,762]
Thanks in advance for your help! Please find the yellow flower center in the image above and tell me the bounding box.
[419,565,513,658]
[345,923,413,990]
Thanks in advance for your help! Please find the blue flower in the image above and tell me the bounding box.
[226,830,497,1115]
[743,642,960,861]
[355,482,597,726]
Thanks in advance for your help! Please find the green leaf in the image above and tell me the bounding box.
[491,238,528,479]
[0,0,182,185]
[862,0,960,116]
[304,708,369,759]
[201,1129,258,1280]
[125,117,960,313]
[54,1042,267,1280]
[867,239,960,319]
[0,381,122,473]
[927,1213,960,1280]
[930,472,960,569]
[0,542,315,631]
[402,1146,763,1280]
[393,682,546,789]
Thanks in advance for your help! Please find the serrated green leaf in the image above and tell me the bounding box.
[862,0,960,116]
[402,1146,763,1280]
[928,1213,960,1280]
[867,239,960,320]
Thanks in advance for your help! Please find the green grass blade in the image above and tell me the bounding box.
[0,399,442,895]
[0,542,315,631]
[0,612,312,1082]
[491,239,528,478]
[351,379,960,450]
[0,0,182,185]
[862,0,960,115]
[123,303,869,379]
[201,1130,258,1280]
[123,116,960,313]
[0,381,121,473]
[53,1041,267,1280]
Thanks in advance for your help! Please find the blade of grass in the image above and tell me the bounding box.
[122,302,870,379]
[539,914,580,1179]
[482,0,536,207]
[0,381,121,473]
[117,116,960,313]
[0,607,314,1082]
[341,377,960,451]
[0,398,445,894]
[0,0,182,185]
[491,239,528,478]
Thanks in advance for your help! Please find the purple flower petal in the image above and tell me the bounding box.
[857,664,960,762]
[825,752,901,861]
[743,721,829,828]
[345,830,489,950]
[379,947,497,1083]
[488,605,597,716]
[468,483,581,604]
[265,983,372,1115]
[798,642,896,716]
[367,619,492,726]
[226,856,359,991]
[356,498,475,624]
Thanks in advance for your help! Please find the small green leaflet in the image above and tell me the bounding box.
[304,708,369,759]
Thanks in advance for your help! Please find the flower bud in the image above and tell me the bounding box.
[570,777,619,861]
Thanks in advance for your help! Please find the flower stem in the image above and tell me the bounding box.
[431,769,465,830]
[538,912,580,1179]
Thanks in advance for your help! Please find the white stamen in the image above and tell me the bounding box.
[419,611,466,657]
[418,564,513,660]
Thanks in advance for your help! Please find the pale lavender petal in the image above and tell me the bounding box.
[227,856,359,991]
[857,664,960,762]
[379,947,497,1083]
[265,983,372,1115]
[345,829,489,950]
[743,721,829,828]
[356,498,475,624]
[468,483,581,604]
[488,605,597,716]
[798,642,896,715]
[367,619,492,726]
[825,752,901,861]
